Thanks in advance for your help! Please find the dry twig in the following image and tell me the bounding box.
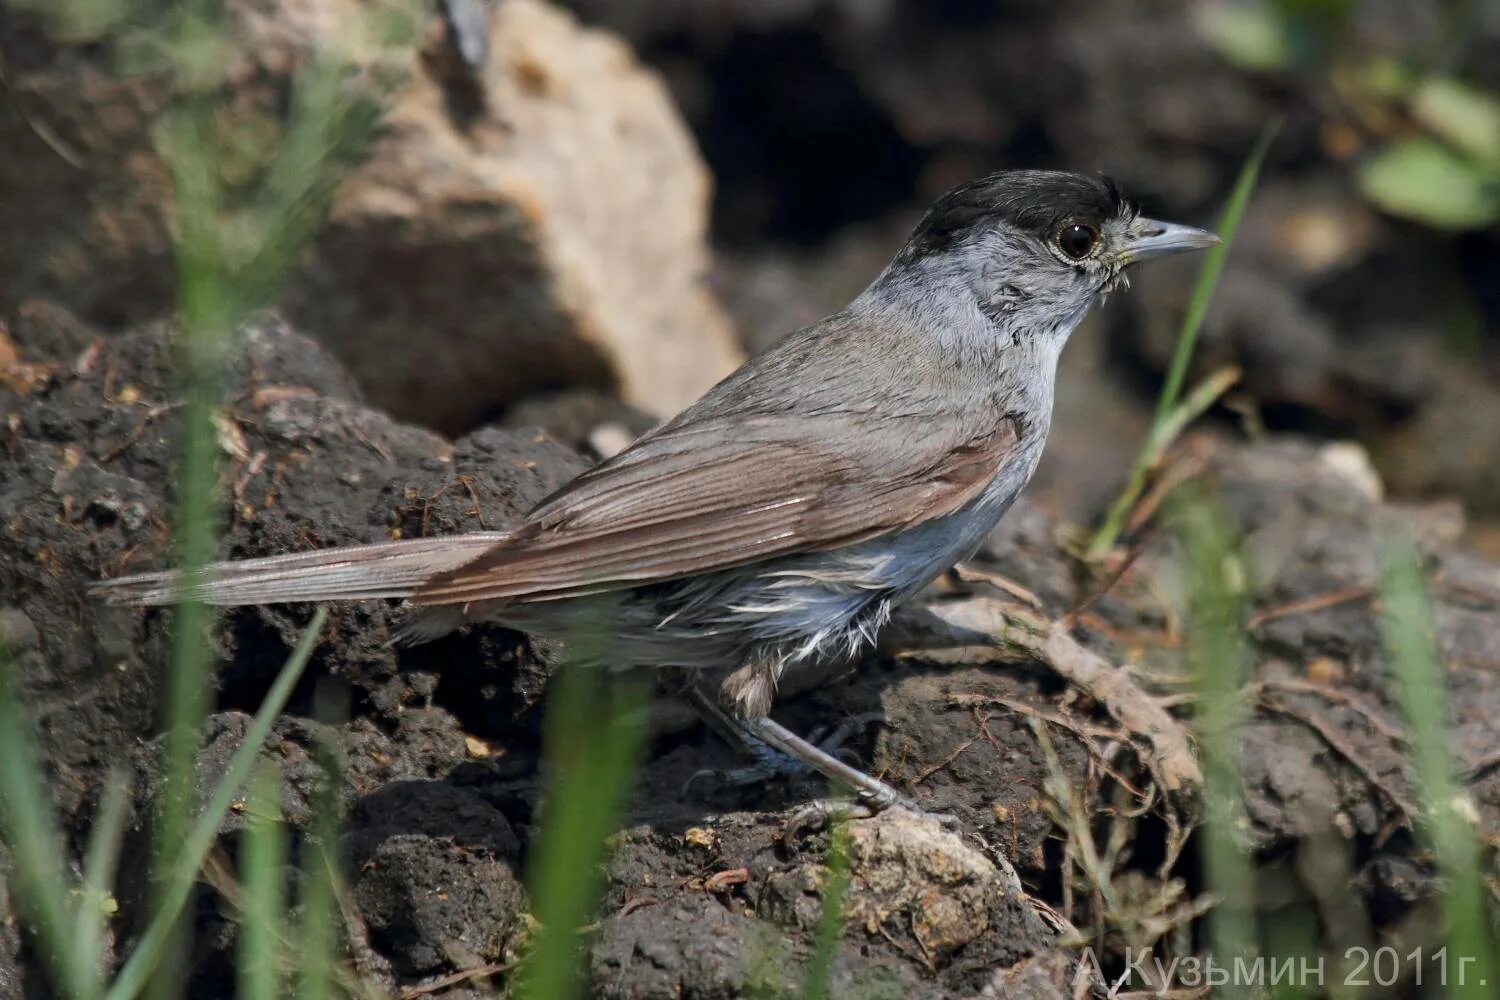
[887,597,1202,796]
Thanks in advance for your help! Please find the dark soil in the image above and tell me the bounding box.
[6,306,1500,997]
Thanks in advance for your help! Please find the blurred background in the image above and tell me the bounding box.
[4,0,1499,542]
[569,0,1500,538]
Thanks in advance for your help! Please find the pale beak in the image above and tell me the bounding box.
[1123,218,1221,263]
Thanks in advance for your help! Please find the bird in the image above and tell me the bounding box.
[94,169,1219,814]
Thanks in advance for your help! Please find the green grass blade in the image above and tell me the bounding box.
[0,650,96,1000]
[1175,489,1256,995]
[516,618,651,1000]
[74,769,131,996]
[295,837,337,1000]
[238,761,287,1000]
[106,607,327,1000]
[1379,541,1496,997]
[295,691,345,1000]
[139,7,409,992]
[149,56,235,1000]
[801,820,852,1000]
[1153,122,1279,425]
[1086,121,1279,561]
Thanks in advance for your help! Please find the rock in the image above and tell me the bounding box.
[1,0,742,435]
[782,808,1030,959]
[290,0,742,432]
[0,0,406,331]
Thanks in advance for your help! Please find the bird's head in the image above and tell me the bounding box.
[891,170,1219,339]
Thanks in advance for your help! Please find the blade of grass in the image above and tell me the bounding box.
[0,648,97,1000]
[296,683,347,1000]
[74,769,131,996]
[295,817,337,1000]
[1086,122,1279,561]
[1175,489,1256,996]
[1378,541,1496,997]
[801,819,852,1000]
[9,4,404,997]
[144,7,409,992]
[1155,123,1279,425]
[239,761,287,1000]
[106,607,327,1000]
[516,615,651,1000]
[149,44,232,1000]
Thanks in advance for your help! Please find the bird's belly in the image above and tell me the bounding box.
[643,458,1032,660]
[490,447,1039,671]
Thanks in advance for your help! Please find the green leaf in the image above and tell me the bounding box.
[1409,78,1500,166]
[1358,138,1500,229]
[1195,1,1295,71]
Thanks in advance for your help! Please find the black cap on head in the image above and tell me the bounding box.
[901,170,1134,260]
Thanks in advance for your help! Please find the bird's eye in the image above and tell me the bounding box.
[1057,223,1099,260]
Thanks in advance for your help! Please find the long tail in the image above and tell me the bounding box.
[91,532,511,606]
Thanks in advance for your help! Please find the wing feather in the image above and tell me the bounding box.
[412,413,1021,606]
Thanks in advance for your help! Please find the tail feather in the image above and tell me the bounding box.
[91,532,511,606]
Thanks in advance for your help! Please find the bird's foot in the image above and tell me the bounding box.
[741,714,960,843]
[681,711,883,797]
[780,793,959,849]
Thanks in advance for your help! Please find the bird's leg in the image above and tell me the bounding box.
[679,684,880,796]
[739,712,960,840]
[745,714,912,809]
[679,684,954,838]
[681,658,957,834]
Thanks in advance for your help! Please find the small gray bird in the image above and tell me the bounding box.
[95,170,1218,812]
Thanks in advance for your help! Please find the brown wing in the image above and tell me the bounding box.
[413,412,1021,606]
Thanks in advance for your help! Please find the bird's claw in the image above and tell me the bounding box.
[781,797,879,849]
[779,791,960,852]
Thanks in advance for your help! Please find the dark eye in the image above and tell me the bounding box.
[1058,223,1099,260]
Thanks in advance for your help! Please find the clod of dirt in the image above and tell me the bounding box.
[348,782,525,978]
[870,670,1091,880]
[0,304,585,828]
[590,895,792,999]
[498,389,658,459]
[588,894,923,1000]
[762,808,1052,992]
